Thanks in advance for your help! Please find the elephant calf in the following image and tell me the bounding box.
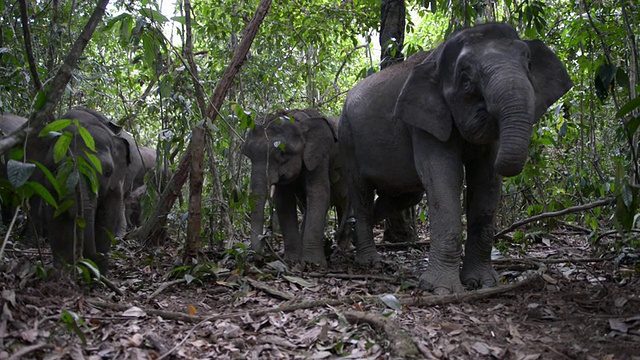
[243,109,346,266]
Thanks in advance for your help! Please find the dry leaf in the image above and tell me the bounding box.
[122,307,147,318]
[188,304,197,315]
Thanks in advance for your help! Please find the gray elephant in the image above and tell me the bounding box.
[0,114,28,226]
[123,146,155,229]
[243,109,345,266]
[339,23,572,293]
[26,109,131,273]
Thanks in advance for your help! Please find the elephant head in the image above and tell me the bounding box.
[242,109,338,254]
[395,23,573,177]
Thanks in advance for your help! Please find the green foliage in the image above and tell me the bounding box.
[59,309,89,346]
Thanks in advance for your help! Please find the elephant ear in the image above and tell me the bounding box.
[394,59,453,142]
[526,40,574,121]
[301,117,336,171]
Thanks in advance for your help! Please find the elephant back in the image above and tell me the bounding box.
[0,114,27,136]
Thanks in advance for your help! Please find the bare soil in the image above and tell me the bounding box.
[1,225,639,359]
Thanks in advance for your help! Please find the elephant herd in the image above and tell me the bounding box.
[0,108,162,274]
[0,23,572,293]
[243,23,573,293]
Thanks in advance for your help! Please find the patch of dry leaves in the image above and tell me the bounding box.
[1,227,639,359]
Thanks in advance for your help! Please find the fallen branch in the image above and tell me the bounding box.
[246,277,294,300]
[493,256,614,265]
[343,311,420,359]
[100,276,124,297]
[147,279,186,301]
[375,241,430,250]
[8,342,55,360]
[495,198,614,238]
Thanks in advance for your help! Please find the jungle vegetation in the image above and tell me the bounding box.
[0,0,639,261]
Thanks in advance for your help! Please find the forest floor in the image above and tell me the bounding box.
[1,223,639,360]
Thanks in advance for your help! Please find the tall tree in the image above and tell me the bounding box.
[380,0,405,69]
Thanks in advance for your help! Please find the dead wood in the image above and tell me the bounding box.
[246,277,294,300]
[131,0,273,246]
[7,342,55,360]
[375,241,430,250]
[100,276,124,297]
[147,279,186,301]
[495,197,615,238]
[184,125,205,261]
[343,311,420,359]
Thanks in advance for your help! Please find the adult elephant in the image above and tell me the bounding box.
[243,109,345,266]
[28,109,131,273]
[339,23,573,293]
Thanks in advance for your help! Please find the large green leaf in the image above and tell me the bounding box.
[25,181,57,208]
[53,132,73,163]
[139,8,169,23]
[75,121,96,152]
[39,119,72,137]
[616,97,640,119]
[6,160,35,188]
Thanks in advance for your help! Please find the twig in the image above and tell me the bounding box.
[0,206,20,260]
[400,262,546,307]
[495,198,614,238]
[375,241,430,250]
[101,276,124,297]
[493,256,614,265]
[8,342,55,360]
[343,311,420,359]
[147,279,186,301]
[246,277,294,300]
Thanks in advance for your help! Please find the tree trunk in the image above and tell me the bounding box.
[131,0,273,245]
[380,0,405,70]
[184,125,205,260]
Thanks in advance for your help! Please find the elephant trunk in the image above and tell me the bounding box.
[248,165,269,254]
[487,73,536,177]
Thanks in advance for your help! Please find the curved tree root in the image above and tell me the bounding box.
[343,310,421,358]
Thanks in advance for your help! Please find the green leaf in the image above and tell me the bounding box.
[7,160,35,188]
[59,309,87,346]
[53,132,73,163]
[171,16,186,25]
[76,122,96,152]
[39,119,72,137]
[78,159,99,195]
[78,259,101,280]
[616,97,640,119]
[33,161,62,198]
[76,217,86,229]
[84,152,103,174]
[54,199,74,218]
[25,181,57,208]
[65,169,80,195]
[379,293,402,310]
[34,91,47,110]
[139,8,169,23]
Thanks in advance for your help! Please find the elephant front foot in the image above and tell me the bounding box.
[301,252,328,268]
[460,262,499,289]
[418,269,465,294]
[354,249,384,268]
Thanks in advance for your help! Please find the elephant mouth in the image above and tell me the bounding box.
[456,106,499,145]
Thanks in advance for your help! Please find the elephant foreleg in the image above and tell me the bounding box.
[414,133,465,294]
[301,166,331,266]
[461,147,501,289]
[274,185,303,263]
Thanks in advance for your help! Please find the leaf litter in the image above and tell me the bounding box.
[0,225,639,359]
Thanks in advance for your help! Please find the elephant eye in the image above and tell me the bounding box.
[459,71,474,93]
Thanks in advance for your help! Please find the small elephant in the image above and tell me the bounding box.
[26,109,131,273]
[340,23,573,293]
[243,109,345,266]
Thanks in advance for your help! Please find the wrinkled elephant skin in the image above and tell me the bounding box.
[26,109,131,273]
[243,109,346,266]
[339,23,573,293]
